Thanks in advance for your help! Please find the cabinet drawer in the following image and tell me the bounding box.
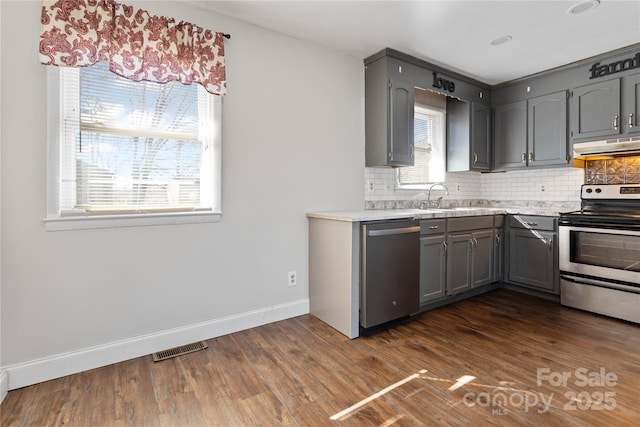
[494,215,505,228]
[509,215,556,231]
[448,216,493,232]
[420,219,446,235]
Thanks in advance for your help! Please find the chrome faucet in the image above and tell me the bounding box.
[426,182,449,208]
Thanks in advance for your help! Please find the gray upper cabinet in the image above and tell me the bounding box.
[365,57,415,167]
[571,78,621,141]
[447,99,492,172]
[495,92,568,170]
[527,91,569,167]
[494,100,527,169]
[471,102,492,170]
[570,72,640,139]
[389,79,415,165]
[624,73,640,135]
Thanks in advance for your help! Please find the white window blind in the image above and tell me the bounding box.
[56,61,219,217]
[398,105,446,187]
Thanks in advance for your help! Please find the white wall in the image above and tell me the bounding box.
[0,1,364,389]
[0,0,6,404]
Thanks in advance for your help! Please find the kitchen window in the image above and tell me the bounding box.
[45,62,222,231]
[397,104,446,188]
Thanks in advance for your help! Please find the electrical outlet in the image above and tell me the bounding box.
[288,271,297,287]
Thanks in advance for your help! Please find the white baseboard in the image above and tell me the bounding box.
[0,370,8,404]
[5,299,309,391]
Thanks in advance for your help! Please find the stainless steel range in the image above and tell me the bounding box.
[559,184,640,323]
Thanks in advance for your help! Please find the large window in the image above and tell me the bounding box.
[46,62,221,230]
[397,105,446,188]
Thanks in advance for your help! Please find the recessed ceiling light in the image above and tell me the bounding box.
[489,35,513,46]
[567,0,600,15]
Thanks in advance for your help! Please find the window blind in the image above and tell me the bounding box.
[398,106,446,186]
[59,62,215,214]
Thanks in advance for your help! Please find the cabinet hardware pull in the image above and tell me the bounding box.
[521,153,526,163]
[469,238,478,250]
[614,115,619,130]
[410,145,414,158]
[429,225,439,230]
[526,222,538,227]
[367,226,420,237]
[496,234,501,246]
[528,152,533,163]
[442,241,447,255]
[630,113,635,129]
[473,153,478,164]
[547,238,553,250]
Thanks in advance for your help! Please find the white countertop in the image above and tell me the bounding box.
[306,207,564,222]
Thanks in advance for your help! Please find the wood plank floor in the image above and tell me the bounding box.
[2,289,639,426]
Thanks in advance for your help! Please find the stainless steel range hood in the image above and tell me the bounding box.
[572,136,640,167]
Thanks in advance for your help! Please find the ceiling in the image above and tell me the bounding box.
[184,0,640,85]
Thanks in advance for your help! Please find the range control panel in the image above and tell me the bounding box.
[582,184,640,199]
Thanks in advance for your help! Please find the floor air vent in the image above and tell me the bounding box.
[152,341,208,362]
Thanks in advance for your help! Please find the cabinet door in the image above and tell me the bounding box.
[471,102,492,170]
[508,229,556,291]
[571,79,621,141]
[623,73,640,135]
[389,78,415,166]
[419,235,447,303]
[471,229,494,287]
[528,91,568,167]
[494,100,527,170]
[493,228,504,282]
[446,233,472,295]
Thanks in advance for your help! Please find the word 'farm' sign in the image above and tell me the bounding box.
[589,52,640,79]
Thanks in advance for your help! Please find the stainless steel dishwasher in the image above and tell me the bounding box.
[361,219,420,329]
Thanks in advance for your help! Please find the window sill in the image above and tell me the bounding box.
[43,211,222,231]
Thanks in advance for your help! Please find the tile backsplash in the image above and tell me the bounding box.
[585,156,640,184]
[364,166,585,207]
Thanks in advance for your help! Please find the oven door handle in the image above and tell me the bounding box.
[560,273,640,294]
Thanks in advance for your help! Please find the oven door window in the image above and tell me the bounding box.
[571,230,640,272]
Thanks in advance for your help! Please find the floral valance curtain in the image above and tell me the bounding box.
[39,0,227,95]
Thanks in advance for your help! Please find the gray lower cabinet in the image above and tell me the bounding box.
[493,227,504,282]
[445,216,495,295]
[507,215,559,294]
[419,234,447,303]
[419,219,447,303]
[446,232,474,295]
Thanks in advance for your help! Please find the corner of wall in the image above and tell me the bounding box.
[0,371,8,404]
